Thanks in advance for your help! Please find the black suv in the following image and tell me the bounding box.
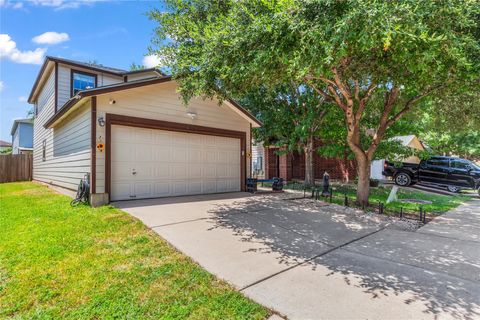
[383,156,480,194]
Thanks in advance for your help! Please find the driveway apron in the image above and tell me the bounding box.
[114,195,480,320]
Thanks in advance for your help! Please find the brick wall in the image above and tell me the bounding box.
[264,148,279,179]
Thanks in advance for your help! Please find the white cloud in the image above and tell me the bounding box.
[0,34,46,65]
[0,81,4,92]
[18,96,27,102]
[0,0,24,9]
[142,54,162,68]
[27,0,105,10]
[33,32,69,45]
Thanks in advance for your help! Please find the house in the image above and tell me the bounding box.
[370,135,425,180]
[28,56,261,206]
[262,142,357,182]
[0,140,12,153]
[10,119,34,154]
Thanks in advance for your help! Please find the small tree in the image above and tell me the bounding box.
[241,84,330,186]
[150,0,479,205]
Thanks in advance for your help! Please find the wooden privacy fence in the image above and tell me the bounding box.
[0,154,33,183]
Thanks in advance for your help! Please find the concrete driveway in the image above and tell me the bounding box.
[114,193,480,320]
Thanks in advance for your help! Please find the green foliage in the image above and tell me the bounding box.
[240,84,331,152]
[150,0,479,202]
[411,85,480,160]
[150,0,478,100]
[0,147,12,154]
[129,62,145,71]
[0,182,268,319]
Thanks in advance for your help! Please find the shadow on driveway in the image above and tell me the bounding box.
[209,196,480,320]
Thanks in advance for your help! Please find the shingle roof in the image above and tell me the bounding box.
[0,140,12,147]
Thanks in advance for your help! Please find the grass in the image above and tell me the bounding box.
[0,182,269,319]
[281,181,469,214]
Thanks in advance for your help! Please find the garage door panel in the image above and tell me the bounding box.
[154,182,170,197]
[154,131,173,145]
[172,181,188,195]
[154,146,172,162]
[134,183,152,199]
[188,148,203,162]
[114,126,135,143]
[112,163,133,181]
[173,148,188,163]
[216,180,228,192]
[135,128,154,143]
[153,166,170,179]
[188,165,202,179]
[173,134,187,146]
[111,125,242,201]
[135,144,154,162]
[204,148,216,162]
[172,164,188,179]
[188,181,203,194]
[203,165,217,178]
[135,166,153,180]
[111,183,132,201]
[112,142,134,162]
[216,165,227,178]
[203,180,217,193]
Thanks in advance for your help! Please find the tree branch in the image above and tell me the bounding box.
[355,82,377,121]
[386,84,443,126]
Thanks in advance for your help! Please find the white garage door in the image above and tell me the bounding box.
[110,125,242,201]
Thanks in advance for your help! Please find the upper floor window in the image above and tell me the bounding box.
[71,70,97,96]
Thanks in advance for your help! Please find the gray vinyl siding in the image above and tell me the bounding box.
[57,64,123,109]
[12,129,19,154]
[33,67,92,191]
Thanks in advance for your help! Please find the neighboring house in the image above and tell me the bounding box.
[0,140,12,153]
[370,135,425,180]
[263,141,357,182]
[11,119,34,154]
[28,56,261,205]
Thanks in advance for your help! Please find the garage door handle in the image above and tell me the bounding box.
[132,170,137,175]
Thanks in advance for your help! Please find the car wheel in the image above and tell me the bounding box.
[394,173,411,186]
[447,185,461,193]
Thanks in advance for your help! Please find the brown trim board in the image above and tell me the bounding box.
[105,114,247,201]
[90,97,97,194]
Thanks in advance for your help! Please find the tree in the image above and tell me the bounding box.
[413,86,480,160]
[150,0,479,205]
[129,62,145,71]
[240,84,330,186]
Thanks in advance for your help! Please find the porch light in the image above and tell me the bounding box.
[98,116,105,127]
[187,111,197,119]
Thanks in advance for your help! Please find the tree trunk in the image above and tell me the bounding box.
[355,154,371,206]
[304,135,315,187]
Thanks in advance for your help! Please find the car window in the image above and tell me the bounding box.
[427,159,449,167]
[451,160,470,169]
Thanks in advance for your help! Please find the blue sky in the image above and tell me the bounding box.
[0,0,166,142]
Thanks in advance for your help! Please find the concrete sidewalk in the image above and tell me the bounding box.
[115,194,480,320]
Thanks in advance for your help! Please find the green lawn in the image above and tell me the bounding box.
[0,182,268,319]
[284,181,469,214]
